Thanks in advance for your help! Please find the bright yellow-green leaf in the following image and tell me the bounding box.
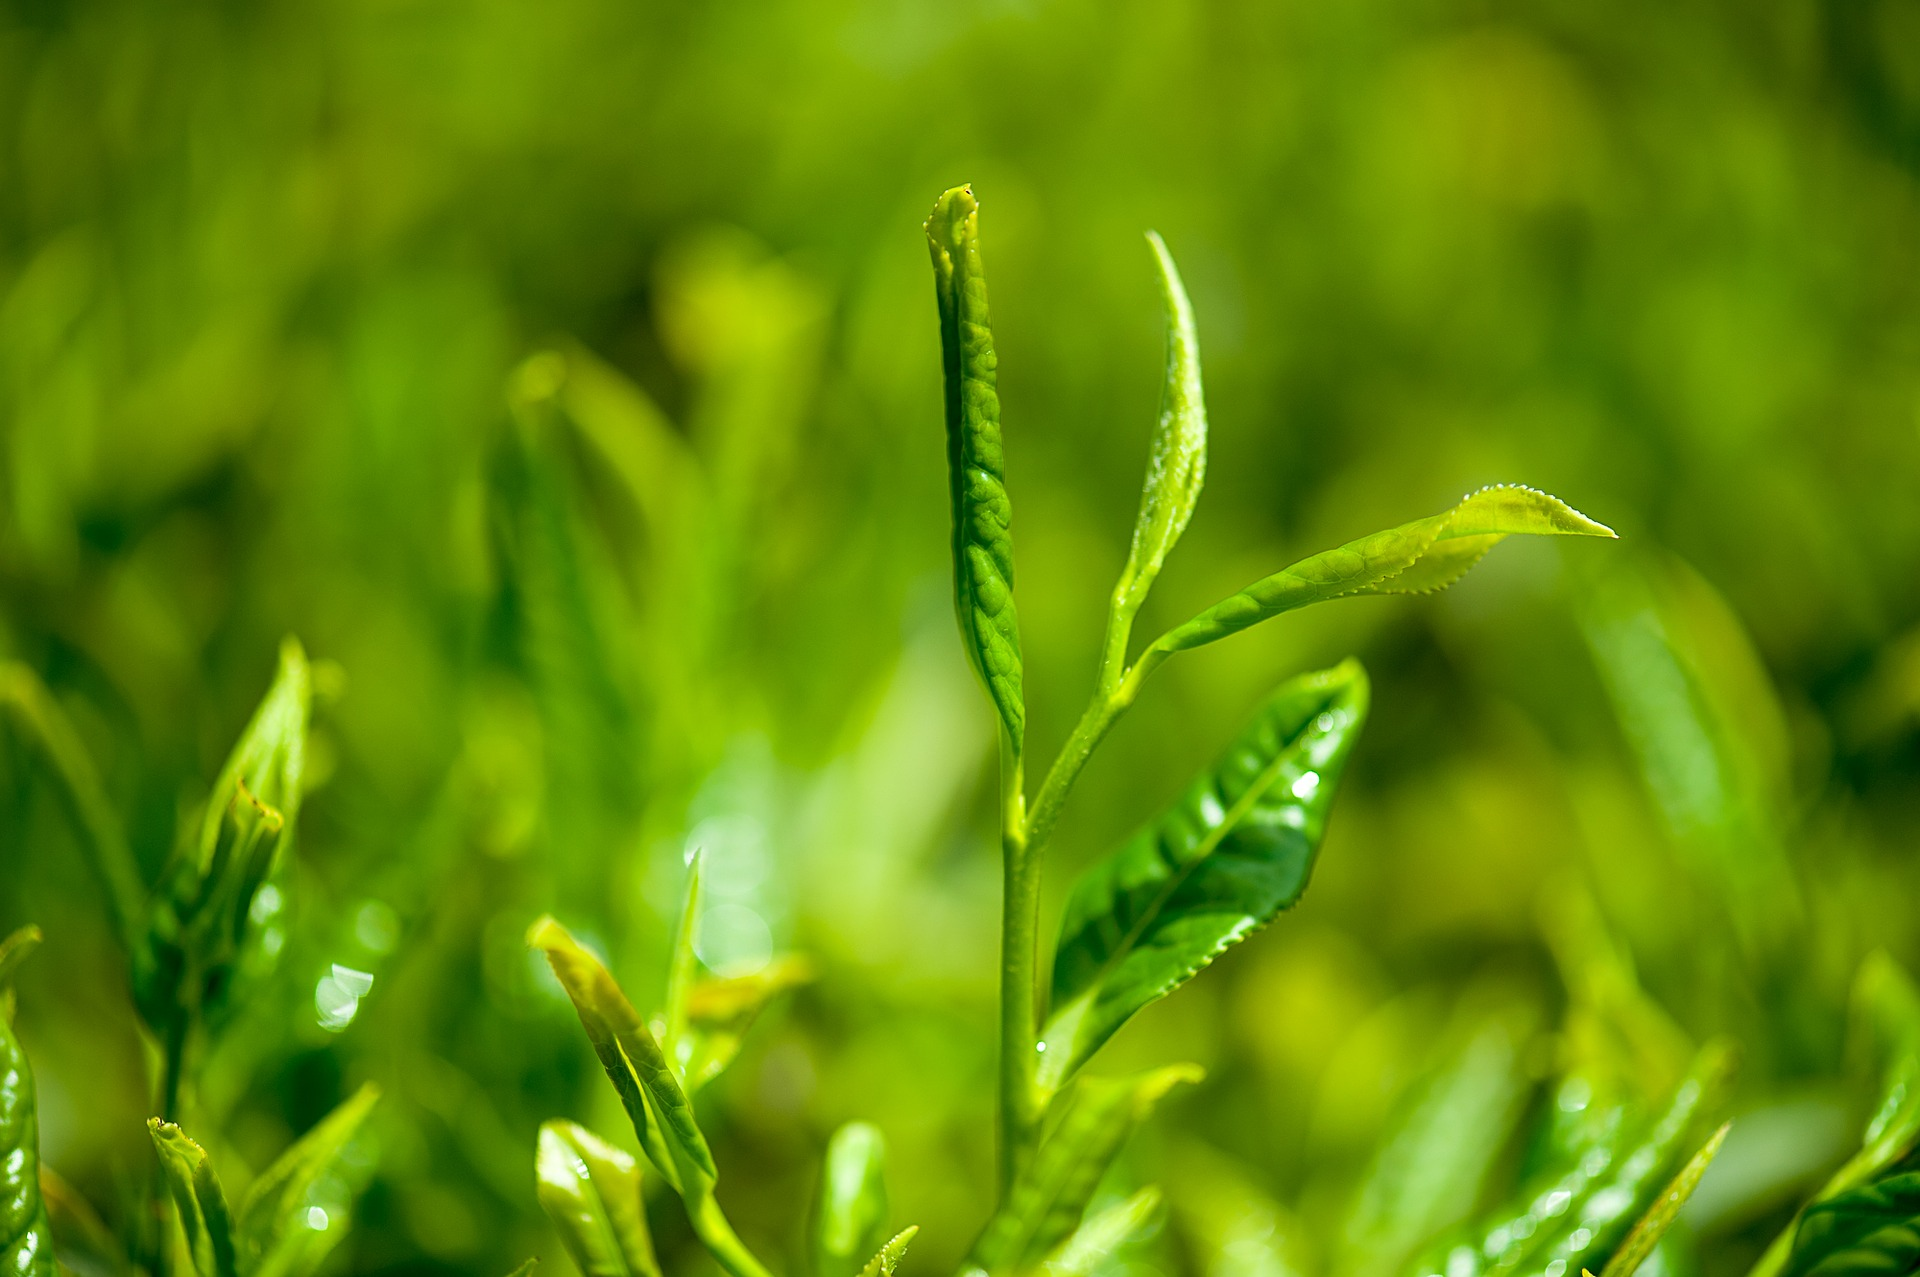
[1600,1123,1730,1277]
[537,1120,661,1277]
[148,1120,237,1277]
[812,1122,888,1277]
[857,1227,918,1277]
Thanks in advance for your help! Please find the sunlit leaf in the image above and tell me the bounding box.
[926,184,1023,746]
[857,1227,918,1277]
[237,1084,379,1277]
[1,998,54,1277]
[1110,231,1206,625]
[812,1122,888,1277]
[1040,661,1368,1094]
[1600,1123,1730,1277]
[683,955,815,1091]
[1043,1186,1164,1277]
[537,1120,661,1277]
[971,1065,1200,1274]
[529,917,716,1197]
[148,1120,237,1277]
[1154,486,1615,655]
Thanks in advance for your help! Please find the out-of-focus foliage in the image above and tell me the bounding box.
[2,1,1919,1277]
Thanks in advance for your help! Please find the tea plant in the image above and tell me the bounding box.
[1,643,378,1277]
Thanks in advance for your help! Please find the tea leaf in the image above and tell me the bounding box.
[1111,232,1206,625]
[1043,1186,1164,1277]
[971,1065,1200,1274]
[237,1083,379,1277]
[537,1121,662,1277]
[529,917,716,1197]
[1,1000,54,1277]
[1600,1123,1730,1277]
[1040,661,1369,1093]
[0,665,144,952]
[196,636,312,869]
[857,1227,918,1277]
[1524,1041,1734,1277]
[1784,1172,1920,1277]
[148,1120,237,1277]
[662,851,704,1077]
[1153,487,1615,656]
[683,955,815,1092]
[812,1123,888,1277]
[926,184,1024,746]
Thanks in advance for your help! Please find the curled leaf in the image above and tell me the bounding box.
[927,184,1024,746]
[537,1120,661,1277]
[1111,232,1206,624]
[1,1004,53,1277]
[147,1120,237,1277]
[529,917,715,1197]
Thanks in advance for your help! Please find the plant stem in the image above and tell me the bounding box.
[996,732,1035,1198]
[687,1191,774,1277]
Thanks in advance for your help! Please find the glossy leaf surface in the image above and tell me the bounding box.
[1786,1173,1920,1277]
[1526,1041,1733,1277]
[0,1003,53,1277]
[1601,1124,1729,1277]
[856,1228,917,1277]
[1111,232,1206,622]
[1155,486,1615,654]
[529,917,716,1196]
[926,184,1023,745]
[537,1121,661,1277]
[237,1084,378,1277]
[971,1065,1198,1274]
[148,1120,237,1277]
[1040,661,1369,1092]
[812,1122,888,1277]
[1044,1186,1164,1277]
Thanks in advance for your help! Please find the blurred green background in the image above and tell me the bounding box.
[4,1,1920,1276]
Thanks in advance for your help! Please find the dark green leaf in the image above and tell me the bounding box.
[1601,1124,1730,1277]
[1154,486,1615,655]
[236,1083,379,1277]
[812,1122,888,1277]
[1786,1173,1920,1277]
[148,1120,237,1277]
[1527,1041,1735,1277]
[971,1064,1199,1274]
[529,917,716,1197]
[0,1002,53,1277]
[926,184,1023,746]
[1110,232,1206,624]
[1040,661,1369,1093]
[536,1120,661,1277]
[1043,1187,1164,1277]
[856,1227,918,1277]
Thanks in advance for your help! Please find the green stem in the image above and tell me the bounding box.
[688,1191,774,1277]
[996,733,1035,1198]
